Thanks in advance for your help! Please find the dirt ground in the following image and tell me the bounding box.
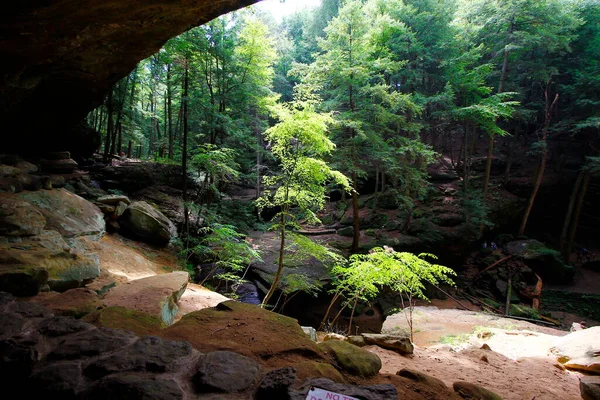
[374,303,584,399]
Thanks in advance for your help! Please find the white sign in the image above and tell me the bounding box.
[305,387,360,400]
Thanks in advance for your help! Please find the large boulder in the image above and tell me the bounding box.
[318,340,382,378]
[427,156,460,182]
[120,201,176,245]
[0,165,21,178]
[505,239,574,283]
[0,230,100,294]
[103,271,189,326]
[0,195,46,236]
[17,189,105,239]
[193,351,261,393]
[86,336,196,378]
[397,369,449,394]
[550,326,600,373]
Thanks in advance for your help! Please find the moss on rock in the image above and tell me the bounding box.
[318,340,382,378]
[83,306,165,336]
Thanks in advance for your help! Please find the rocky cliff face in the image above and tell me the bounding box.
[1,0,258,154]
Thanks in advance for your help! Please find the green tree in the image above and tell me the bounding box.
[305,0,424,252]
[256,90,350,307]
[457,0,581,197]
[324,246,456,339]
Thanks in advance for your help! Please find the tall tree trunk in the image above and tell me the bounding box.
[103,89,114,163]
[182,58,190,243]
[167,63,174,159]
[503,140,513,184]
[482,136,494,197]
[351,171,360,253]
[255,109,262,200]
[560,171,584,259]
[463,122,470,193]
[117,122,122,156]
[566,171,591,263]
[483,31,512,198]
[519,87,559,236]
[127,140,133,158]
[127,67,138,154]
[95,106,104,132]
[111,101,124,157]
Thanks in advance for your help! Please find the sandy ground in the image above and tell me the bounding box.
[375,305,583,399]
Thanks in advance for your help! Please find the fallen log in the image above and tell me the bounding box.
[473,255,513,282]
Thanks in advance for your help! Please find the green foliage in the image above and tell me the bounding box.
[256,91,350,306]
[257,97,351,226]
[326,246,456,336]
[183,223,261,292]
[453,92,519,138]
[284,233,345,269]
[338,247,456,301]
[460,189,493,230]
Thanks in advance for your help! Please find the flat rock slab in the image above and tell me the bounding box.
[97,194,131,205]
[103,271,189,326]
[194,350,260,393]
[551,326,600,373]
[362,333,414,354]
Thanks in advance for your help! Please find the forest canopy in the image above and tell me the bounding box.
[88,0,599,260]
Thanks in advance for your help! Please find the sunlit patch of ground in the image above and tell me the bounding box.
[376,306,582,399]
[88,234,180,286]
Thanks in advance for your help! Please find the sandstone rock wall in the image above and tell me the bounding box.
[1,0,259,154]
